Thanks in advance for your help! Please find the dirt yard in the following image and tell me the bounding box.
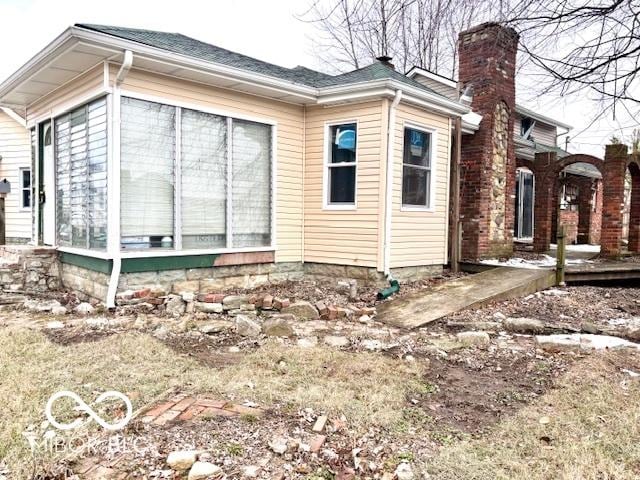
[1,282,640,479]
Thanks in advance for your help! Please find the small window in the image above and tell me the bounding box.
[326,123,357,206]
[520,117,534,138]
[402,127,432,208]
[20,168,31,209]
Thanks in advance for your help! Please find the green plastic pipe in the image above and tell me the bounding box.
[377,279,400,300]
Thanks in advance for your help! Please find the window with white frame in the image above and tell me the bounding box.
[326,123,357,206]
[402,127,432,208]
[55,97,108,249]
[120,97,273,250]
[20,168,31,209]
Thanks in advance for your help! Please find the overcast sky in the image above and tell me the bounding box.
[1,0,637,156]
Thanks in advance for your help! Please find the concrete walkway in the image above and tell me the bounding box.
[377,267,556,329]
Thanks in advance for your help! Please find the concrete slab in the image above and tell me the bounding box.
[376,267,556,329]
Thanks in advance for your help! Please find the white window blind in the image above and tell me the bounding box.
[232,120,272,248]
[181,109,227,249]
[55,97,108,249]
[120,97,175,248]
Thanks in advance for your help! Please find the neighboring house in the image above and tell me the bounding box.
[408,26,603,254]
[0,107,32,244]
[0,23,469,304]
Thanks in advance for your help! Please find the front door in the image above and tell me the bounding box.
[41,122,55,245]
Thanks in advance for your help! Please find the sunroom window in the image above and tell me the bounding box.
[120,97,273,250]
[55,97,108,249]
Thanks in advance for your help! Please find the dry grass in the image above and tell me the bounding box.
[0,328,425,478]
[425,351,640,480]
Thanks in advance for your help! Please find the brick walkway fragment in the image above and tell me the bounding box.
[139,393,263,425]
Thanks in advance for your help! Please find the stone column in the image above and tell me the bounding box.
[458,23,519,260]
[601,144,628,257]
[532,152,557,253]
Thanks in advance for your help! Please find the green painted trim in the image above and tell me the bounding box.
[59,252,220,275]
[120,254,219,273]
[60,252,113,274]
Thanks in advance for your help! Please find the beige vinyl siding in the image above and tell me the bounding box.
[0,111,31,241]
[112,66,304,263]
[390,102,451,268]
[26,64,105,125]
[304,100,385,267]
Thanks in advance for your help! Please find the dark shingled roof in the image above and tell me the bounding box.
[76,24,442,96]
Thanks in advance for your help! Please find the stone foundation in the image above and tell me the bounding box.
[0,245,59,292]
[58,258,444,301]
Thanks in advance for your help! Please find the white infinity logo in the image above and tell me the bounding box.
[45,390,133,431]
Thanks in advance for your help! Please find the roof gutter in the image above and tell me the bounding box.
[115,50,133,86]
[383,89,403,276]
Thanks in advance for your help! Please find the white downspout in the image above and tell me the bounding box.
[115,50,133,86]
[106,51,132,309]
[383,89,402,276]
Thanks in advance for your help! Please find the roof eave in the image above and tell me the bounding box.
[318,79,469,116]
[515,104,573,131]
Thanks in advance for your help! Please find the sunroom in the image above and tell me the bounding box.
[33,89,276,300]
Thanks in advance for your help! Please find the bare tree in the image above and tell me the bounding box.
[299,0,502,75]
[506,0,640,109]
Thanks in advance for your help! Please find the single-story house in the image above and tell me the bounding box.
[0,107,32,244]
[0,23,474,305]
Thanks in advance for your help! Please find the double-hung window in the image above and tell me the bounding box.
[326,123,357,207]
[402,126,433,209]
[19,168,31,209]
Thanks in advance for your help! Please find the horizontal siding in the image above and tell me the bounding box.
[303,100,385,267]
[390,102,451,268]
[26,64,105,125]
[413,76,457,100]
[114,67,304,263]
[514,113,558,146]
[0,111,31,240]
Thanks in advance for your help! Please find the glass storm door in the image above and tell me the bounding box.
[515,169,534,239]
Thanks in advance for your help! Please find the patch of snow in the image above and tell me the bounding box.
[536,333,640,351]
[481,254,593,269]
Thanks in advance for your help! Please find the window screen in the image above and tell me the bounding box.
[181,109,227,249]
[20,169,31,208]
[232,120,271,248]
[120,97,175,249]
[402,127,432,208]
[55,97,108,249]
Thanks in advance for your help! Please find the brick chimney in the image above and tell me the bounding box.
[457,22,519,260]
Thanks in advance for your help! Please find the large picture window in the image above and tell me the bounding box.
[55,97,108,249]
[326,123,357,206]
[120,97,273,250]
[402,127,433,208]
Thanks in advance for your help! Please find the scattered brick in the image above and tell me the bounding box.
[142,401,174,419]
[273,297,290,310]
[326,305,338,320]
[315,301,328,318]
[312,415,327,432]
[198,293,225,303]
[309,434,326,453]
[262,294,274,309]
[133,288,151,299]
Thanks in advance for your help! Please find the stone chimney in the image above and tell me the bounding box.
[376,55,395,70]
[457,22,519,260]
